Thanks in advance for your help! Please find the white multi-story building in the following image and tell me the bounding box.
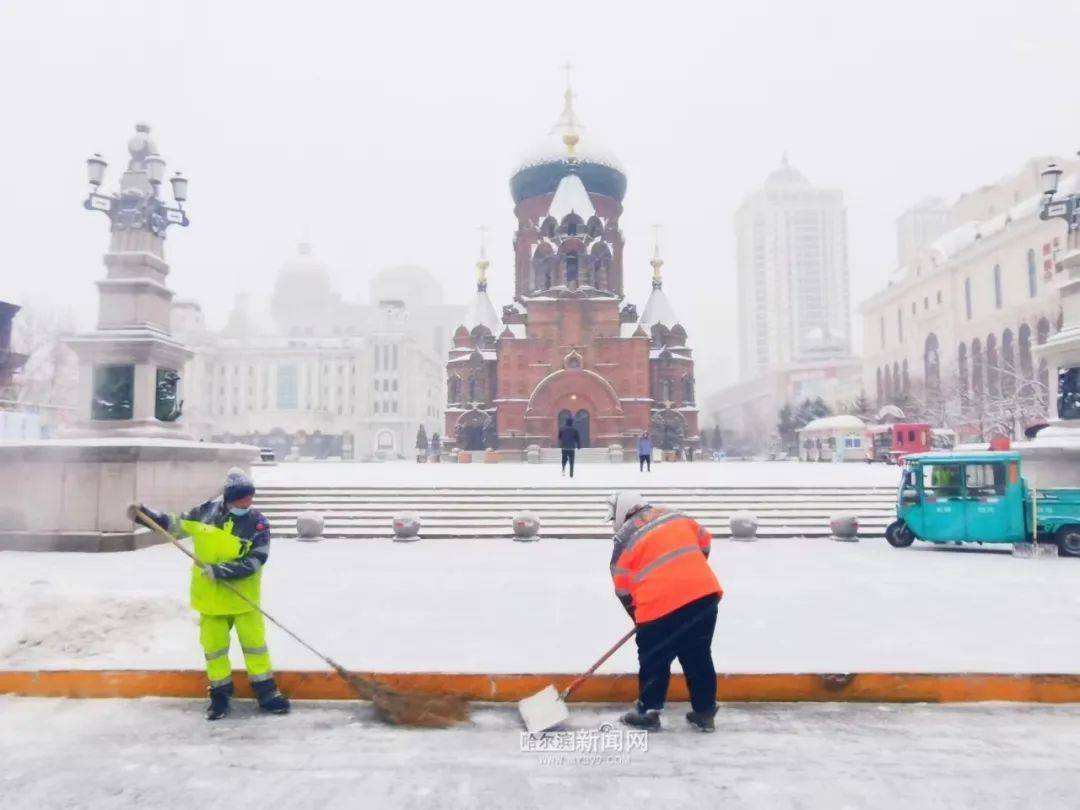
[174,245,464,459]
[706,158,859,450]
[859,157,1080,440]
[735,156,852,378]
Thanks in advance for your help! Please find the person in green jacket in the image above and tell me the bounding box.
[130,468,290,721]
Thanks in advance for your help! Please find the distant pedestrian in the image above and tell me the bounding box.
[558,416,581,478]
[637,432,653,472]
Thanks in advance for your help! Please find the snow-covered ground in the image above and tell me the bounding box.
[252,459,903,488]
[4,533,1080,673]
[4,697,1080,809]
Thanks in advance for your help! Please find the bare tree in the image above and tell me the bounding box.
[8,301,79,413]
[894,362,1049,443]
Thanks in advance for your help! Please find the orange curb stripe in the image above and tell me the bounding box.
[3,671,1080,703]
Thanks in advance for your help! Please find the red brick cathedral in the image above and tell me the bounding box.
[445,84,699,451]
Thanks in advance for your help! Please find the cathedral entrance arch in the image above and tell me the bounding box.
[556,408,590,446]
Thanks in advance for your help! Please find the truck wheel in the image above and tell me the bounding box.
[885,520,915,548]
[1055,525,1080,557]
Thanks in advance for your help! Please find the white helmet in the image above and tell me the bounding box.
[606,490,648,531]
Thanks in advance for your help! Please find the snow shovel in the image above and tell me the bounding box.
[518,627,636,733]
[133,508,469,728]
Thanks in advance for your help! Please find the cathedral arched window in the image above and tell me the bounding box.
[565,253,579,287]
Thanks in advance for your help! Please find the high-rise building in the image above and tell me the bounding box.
[734,156,851,381]
[706,158,859,451]
[897,197,950,268]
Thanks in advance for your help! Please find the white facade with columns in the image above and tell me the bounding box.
[175,247,464,459]
[859,157,1080,439]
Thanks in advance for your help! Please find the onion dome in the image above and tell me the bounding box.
[510,81,626,204]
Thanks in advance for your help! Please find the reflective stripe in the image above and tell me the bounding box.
[242,645,269,656]
[249,558,263,573]
[249,671,275,683]
[610,566,630,576]
[209,676,233,688]
[204,648,230,662]
[623,511,685,554]
[631,545,700,584]
[614,588,631,596]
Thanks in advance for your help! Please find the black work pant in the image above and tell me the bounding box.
[636,594,719,713]
[639,454,651,471]
[561,449,575,477]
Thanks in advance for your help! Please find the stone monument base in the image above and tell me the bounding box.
[0,438,259,552]
[1013,424,1080,489]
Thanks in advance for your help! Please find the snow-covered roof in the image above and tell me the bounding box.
[462,287,500,335]
[548,174,595,220]
[638,286,680,329]
[799,414,866,433]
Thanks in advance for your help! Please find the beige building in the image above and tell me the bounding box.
[174,245,464,459]
[859,157,1079,439]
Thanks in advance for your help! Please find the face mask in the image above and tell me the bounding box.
[229,507,250,517]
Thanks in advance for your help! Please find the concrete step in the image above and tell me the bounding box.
[253,483,895,540]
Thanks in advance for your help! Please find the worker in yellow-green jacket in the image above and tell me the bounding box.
[130,468,290,721]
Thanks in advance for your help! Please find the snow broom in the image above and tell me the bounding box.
[134,508,469,728]
[518,627,636,733]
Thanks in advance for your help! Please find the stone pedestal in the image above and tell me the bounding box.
[0,439,258,551]
[1020,245,1080,486]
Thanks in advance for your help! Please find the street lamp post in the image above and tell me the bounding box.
[83,122,190,236]
[1039,160,1079,242]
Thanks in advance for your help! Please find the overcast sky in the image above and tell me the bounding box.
[2,0,1080,393]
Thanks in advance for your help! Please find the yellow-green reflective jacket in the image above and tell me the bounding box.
[181,517,263,615]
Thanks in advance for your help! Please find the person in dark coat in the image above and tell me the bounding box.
[558,417,581,478]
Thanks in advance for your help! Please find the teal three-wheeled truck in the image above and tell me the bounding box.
[885,450,1080,556]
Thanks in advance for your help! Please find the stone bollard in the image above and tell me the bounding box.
[296,511,325,542]
[457,450,472,464]
[526,444,541,464]
[484,448,499,463]
[392,511,421,542]
[729,510,758,541]
[512,511,540,542]
[829,513,859,541]
[608,444,624,464]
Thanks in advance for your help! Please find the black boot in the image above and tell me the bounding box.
[206,683,233,721]
[685,705,718,732]
[620,702,661,731]
[252,678,291,715]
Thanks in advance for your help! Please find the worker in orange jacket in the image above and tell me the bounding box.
[607,490,723,732]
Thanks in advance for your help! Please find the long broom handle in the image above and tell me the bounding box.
[134,509,360,685]
[562,627,637,700]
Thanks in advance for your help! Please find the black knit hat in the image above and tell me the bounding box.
[223,467,255,503]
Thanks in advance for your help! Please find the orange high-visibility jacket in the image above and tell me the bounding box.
[610,506,722,624]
